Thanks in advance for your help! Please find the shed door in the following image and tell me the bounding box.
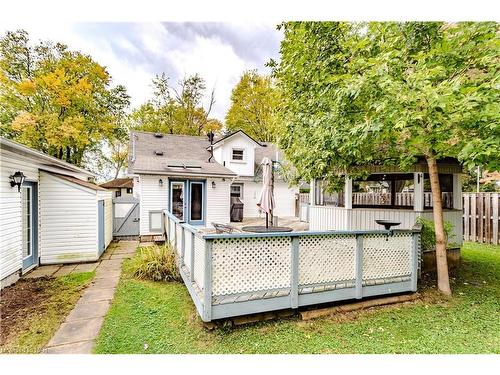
[22,181,38,271]
[98,200,105,255]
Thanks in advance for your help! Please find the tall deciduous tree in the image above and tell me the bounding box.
[0,30,130,167]
[273,22,500,295]
[130,73,221,136]
[225,70,280,142]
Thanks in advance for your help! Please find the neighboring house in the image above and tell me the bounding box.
[100,177,134,198]
[480,171,500,188]
[128,130,299,239]
[0,137,113,288]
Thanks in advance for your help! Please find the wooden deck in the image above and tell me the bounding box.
[164,210,421,322]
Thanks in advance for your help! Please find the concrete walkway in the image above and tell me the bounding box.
[42,240,138,354]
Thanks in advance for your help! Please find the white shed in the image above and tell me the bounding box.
[0,137,113,288]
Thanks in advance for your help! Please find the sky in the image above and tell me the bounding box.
[0,22,283,121]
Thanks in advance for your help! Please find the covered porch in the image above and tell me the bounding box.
[304,159,463,245]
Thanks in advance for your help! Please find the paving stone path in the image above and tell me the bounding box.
[41,240,138,354]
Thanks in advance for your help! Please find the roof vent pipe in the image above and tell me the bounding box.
[207,131,214,163]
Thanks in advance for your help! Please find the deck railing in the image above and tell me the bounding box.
[164,210,421,322]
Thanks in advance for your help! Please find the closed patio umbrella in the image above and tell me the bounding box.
[257,157,275,228]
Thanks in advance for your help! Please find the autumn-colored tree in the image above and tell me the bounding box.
[273,22,499,295]
[226,70,280,142]
[130,73,222,136]
[0,30,130,167]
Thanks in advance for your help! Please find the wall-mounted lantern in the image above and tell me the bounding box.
[159,178,163,187]
[212,181,216,189]
[10,171,25,192]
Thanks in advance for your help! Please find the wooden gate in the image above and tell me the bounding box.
[112,197,140,238]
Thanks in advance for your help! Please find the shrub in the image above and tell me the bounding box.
[128,243,180,282]
[416,217,455,251]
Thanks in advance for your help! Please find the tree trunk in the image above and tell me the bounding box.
[426,155,452,296]
[113,160,123,179]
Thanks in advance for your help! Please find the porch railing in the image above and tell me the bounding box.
[164,210,421,322]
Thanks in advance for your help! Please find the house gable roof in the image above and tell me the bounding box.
[129,131,237,177]
[100,177,134,189]
[0,136,96,178]
[210,130,263,149]
[48,172,107,191]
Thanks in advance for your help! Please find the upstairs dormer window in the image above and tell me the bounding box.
[231,148,244,162]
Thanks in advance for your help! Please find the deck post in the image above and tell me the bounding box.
[203,239,213,322]
[174,222,177,250]
[344,177,353,210]
[411,232,419,291]
[452,173,462,210]
[290,236,299,309]
[309,179,315,205]
[181,225,185,264]
[166,214,171,243]
[355,235,364,299]
[414,172,424,211]
[190,231,195,280]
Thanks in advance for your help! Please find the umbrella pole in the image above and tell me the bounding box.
[266,212,269,228]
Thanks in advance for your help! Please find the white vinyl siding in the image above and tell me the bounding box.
[0,148,39,281]
[1,143,99,287]
[39,172,98,264]
[213,134,256,176]
[308,206,462,245]
[241,180,298,218]
[206,177,231,226]
[139,175,168,235]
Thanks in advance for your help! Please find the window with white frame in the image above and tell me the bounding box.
[230,184,243,199]
[231,148,244,162]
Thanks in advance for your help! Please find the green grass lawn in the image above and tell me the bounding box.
[0,271,94,353]
[94,242,500,354]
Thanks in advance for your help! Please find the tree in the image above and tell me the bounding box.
[130,73,222,136]
[0,30,130,167]
[272,22,500,295]
[225,70,280,142]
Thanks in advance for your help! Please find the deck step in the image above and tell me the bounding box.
[153,235,166,242]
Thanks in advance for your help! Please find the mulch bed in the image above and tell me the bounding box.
[0,277,55,345]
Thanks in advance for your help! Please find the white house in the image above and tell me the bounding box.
[128,130,299,239]
[0,137,113,288]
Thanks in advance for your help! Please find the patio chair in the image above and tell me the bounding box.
[211,222,242,234]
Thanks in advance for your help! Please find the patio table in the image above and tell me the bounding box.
[241,225,293,233]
